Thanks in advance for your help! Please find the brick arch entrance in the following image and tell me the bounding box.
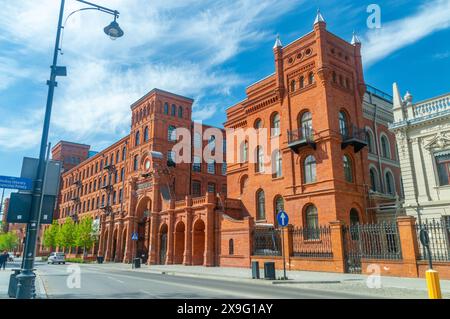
[192,219,205,265]
[112,228,118,262]
[174,221,185,264]
[159,224,168,264]
[134,196,152,261]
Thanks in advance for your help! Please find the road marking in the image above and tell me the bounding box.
[107,276,125,284]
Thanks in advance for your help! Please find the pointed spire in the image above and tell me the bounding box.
[393,83,402,109]
[314,9,325,25]
[351,31,361,45]
[273,34,282,49]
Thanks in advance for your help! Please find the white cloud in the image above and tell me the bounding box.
[362,0,450,66]
[0,0,300,151]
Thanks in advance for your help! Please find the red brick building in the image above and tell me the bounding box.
[40,13,410,273]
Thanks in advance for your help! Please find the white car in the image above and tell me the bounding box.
[48,252,66,265]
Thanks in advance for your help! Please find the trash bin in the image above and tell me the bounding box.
[133,258,141,269]
[251,261,260,279]
[8,269,21,298]
[264,262,276,280]
[97,256,104,264]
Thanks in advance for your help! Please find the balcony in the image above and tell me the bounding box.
[341,126,367,153]
[287,128,316,154]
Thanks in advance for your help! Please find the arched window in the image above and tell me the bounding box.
[332,71,337,83]
[305,205,319,239]
[350,209,360,225]
[339,111,349,137]
[133,155,139,171]
[275,196,284,214]
[272,150,282,178]
[308,72,315,85]
[271,113,280,136]
[116,150,120,163]
[144,126,149,142]
[122,146,127,161]
[256,189,265,220]
[299,76,305,88]
[370,168,379,192]
[290,80,296,92]
[171,104,176,116]
[256,146,264,173]
[254,119,262,129]
[300,111,312,138]
[168,125,177,141]
[304,155,317,183]
[240,176,248,194]
[385,171,395,195]
[228,239,234,255]
[240,141,248,162]
[343,155,353,182]
[178,106,183,118]
[381,135,391,159]
[120,167,125,182]
[164,103,169,115]
[366,129,375,154]
[194,132,202,149]
[135,131,140,146]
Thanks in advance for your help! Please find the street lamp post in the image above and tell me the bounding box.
[14,0,124,299]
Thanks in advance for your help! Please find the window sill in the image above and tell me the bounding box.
[272,176,284,181]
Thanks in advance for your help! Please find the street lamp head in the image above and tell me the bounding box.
[104,20,124,40]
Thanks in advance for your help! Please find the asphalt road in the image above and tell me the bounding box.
[35,262,378,299]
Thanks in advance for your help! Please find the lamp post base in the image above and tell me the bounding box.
[15,271,36,299]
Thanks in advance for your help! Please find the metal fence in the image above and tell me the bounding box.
[415,219,450,262]
[291,226,333,258]
[252,227,282,256]
[343,222,402,261]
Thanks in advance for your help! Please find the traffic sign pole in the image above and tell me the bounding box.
[276,211,289,280]
[281,228,287,280]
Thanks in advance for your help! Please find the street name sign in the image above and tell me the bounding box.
[0,176,32,191]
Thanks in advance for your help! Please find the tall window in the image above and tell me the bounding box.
[275,196,284,214]
[116,150,120,163]
[240,176,248,195]
[370,168,378,192]
[366,130,375,154]
[240,141,248,162]
[121,167,125,182]
[168,125,177,141]
[343,155,353,183]
[133,155,139,171]
[304,155,317,183]
[208,135,216,151]
[273,150,282,178]
[122,146,127,161]
[381,135,391,158]
[194,132,202,149]
[308,72,315,85]
[144,126,149,142]
[222,162,227,176]
[192,181,201,197]
[385,171,395,195]
[290,80,296,92]
[254,119,262,130]
[256,190,265,220]
[435,152,450,186]
[228,239,234,255]
[171,104,176,116]
[350,209,360,225]
[300,111,312,138]
[299,76,305,89]
[305,205,319,239]
[164,103,169,115]
[256,146,264,173]
[135,131,140,146]
[271,113,280,137]
[193,156,201,172]
[339,111,349,137]
[167,151,176,167]
[207,182,216,193]
[207,160,215,174]
[178,106,183,118]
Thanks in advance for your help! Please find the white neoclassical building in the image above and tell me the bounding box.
[390,83,450,222]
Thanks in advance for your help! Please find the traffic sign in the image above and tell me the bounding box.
[277,211,289,227]
[0,175,32,191]
[131,232,138,241]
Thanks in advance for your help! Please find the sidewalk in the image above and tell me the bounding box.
[0,259,47,299]
[96,262,450,295]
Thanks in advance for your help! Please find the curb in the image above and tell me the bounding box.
[35,272,48,299]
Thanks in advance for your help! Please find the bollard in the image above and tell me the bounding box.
[425,269,442,299]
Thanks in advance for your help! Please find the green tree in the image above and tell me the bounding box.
[57,218,76,253]
[43,221,60,251]
[0,232,19,251]
[75,217,96,258]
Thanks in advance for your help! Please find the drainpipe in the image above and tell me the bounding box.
[370,93,385,193]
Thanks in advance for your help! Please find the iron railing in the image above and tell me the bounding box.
[291,226,333,258]
[252,227,282,256]
[343,222,402,260]
[287,127,315,144]
[341,125,367,143]
[415,219,450,262]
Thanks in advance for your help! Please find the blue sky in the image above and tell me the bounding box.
[0,0,449,201]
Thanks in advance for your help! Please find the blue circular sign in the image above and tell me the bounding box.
[277,211,289,227]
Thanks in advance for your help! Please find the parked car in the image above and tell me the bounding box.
[48,252,66,264]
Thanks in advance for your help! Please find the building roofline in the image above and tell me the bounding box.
[130,88,194,110]
[52,140,91,151]
[415,92,450,106]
